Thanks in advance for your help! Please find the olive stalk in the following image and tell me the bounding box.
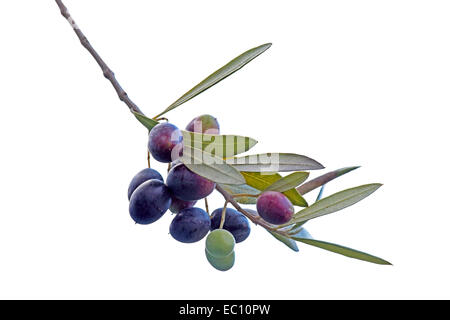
[204,197,210,215]
[219,201,228,229]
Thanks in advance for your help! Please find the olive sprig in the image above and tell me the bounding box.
[55,0,391,268]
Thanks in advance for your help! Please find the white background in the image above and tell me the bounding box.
[0,1,449,299]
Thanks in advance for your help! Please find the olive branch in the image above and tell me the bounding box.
[54,0,391,265]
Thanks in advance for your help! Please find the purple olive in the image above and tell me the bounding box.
[166,163,216,201]
[169,197,197,214]
[256,191,294,225]
[129,179,172,225]
[169,207,211,243]
[148,123,183,163]
[127,168,163,200]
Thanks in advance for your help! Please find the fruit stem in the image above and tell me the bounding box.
[147,151,151,168]
[219,201,228,229]
[204,197,210,215]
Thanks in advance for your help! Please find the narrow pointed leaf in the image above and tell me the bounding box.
[265,172,309,193]
[289,184,382,225]
[241,172,308,207]
[133,111,159,130]
[291,228,313,239]
[316,185,325,202]
[154,43,272,118]
[218,183,260,204]
[268,231,299,252]
[286,221,308,235]
[292,237,392,265]
[182,131,257,157]
[297,166,360,195]
[181,145,245,185]
[228,153,324,172]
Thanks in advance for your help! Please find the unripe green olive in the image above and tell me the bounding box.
[205,249,235,271]
[206,229,235,258]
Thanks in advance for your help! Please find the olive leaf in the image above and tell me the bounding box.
[291,236,392,265]
[218,183,260,204]
[287,184,382,225]
[292,227,313,240]
[297,166,360,195]
[153,43,272,119]
[241,172,308,207]
[286,221,308,235]
[132,111,159,131]
[227,153,324,172]
[268,227,312,252]
[182,131,257,157]
[268,231,299,252]
[180,145,245,185]
[264,172,309,193]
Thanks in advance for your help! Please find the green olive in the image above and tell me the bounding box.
[205,249,235,272]
[206,229,235,258]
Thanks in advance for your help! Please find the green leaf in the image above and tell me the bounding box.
[297,166,360,195]
[289,184,382,225]
[218,183,260,204]
[291,228,313,239]
[182,131,257,157]
[292,237,392,265]
[133,111,159,130]
[228,153,324,172]
[268,230,299,252]
[264,172,309,193]
[267,227,312,252]
[180,145,245,185]
[153,43,272,119]
[241,172,308,207]
[286,221,308,235]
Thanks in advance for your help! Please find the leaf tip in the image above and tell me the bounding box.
[315,161,325,170]
[375,258,393,266]
[336,166,361,177]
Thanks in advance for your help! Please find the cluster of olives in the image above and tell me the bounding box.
[128,114,296,271]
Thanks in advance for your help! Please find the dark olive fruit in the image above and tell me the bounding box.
[166,163,216,201]
[206,229,235,258]
[129,179,172,225]
[186,114,220,134]
[169,207,211,243]
[148,123,183,163]
[205,249,235,271]
[256,191,294,225]
[170,159,183,168]
[169,197,197,214]
[210,208,251,243]
[127,168,164,200]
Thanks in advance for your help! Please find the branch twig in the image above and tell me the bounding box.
[55,0,143,114]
